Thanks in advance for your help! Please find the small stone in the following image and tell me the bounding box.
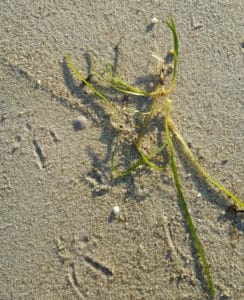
[12,142,20,153]
[37,79,42,86]
[73,115,87,130]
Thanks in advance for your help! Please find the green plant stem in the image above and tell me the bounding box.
[137,92,161,145]
[66,55,119,116]
[136,145,164,172]
[165,16,178,94]
[167,118,244,209]
[112,143,166,176]
[94,69,150,96]
[165,100,215,298]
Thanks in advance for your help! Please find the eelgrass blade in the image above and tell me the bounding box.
[167,118,244,209]
[92,67,150,96]
[103,78,150,96]
[136,15,180,146]
[112,143,166,177]
[66,55,118,116]
[165,16,179,94]
[136,145,164,172]
[137,93,161,144]
[165,100,215,299]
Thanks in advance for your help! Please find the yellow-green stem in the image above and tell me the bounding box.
[165,100,215,298]
[167,118,244,209]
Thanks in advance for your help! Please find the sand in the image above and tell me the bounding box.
[1,1,243,299]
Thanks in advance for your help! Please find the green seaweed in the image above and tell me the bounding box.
[66,16,243,298]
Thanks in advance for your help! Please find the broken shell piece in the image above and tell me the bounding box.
[151,17,159,24]
[113,206,120,216]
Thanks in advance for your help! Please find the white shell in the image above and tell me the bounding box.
[113,206,120,215]
[151,17,158,24]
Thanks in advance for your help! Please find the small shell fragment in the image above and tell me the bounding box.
[151,17,159,24]
[167,49,175,56]
[113,206,120,216]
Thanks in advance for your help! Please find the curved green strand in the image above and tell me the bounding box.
[66,55,119,116]
[165,16,179,94]
[165,100,215,298]
[167,118,244,209]
[112,143,166,177]
[136,145,164,172]
[93,69,150,96]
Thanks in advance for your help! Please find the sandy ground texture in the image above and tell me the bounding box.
[1,1,244,299]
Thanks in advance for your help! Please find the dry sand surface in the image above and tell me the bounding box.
[1,1,244,299]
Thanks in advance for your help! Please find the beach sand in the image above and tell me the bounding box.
[1,1,243,299]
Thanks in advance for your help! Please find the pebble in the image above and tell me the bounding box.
[73,115,87,130]
[113,206,120,216]
[151,17,159,24]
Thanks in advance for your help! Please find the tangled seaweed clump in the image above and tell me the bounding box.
[66,17,244,299]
